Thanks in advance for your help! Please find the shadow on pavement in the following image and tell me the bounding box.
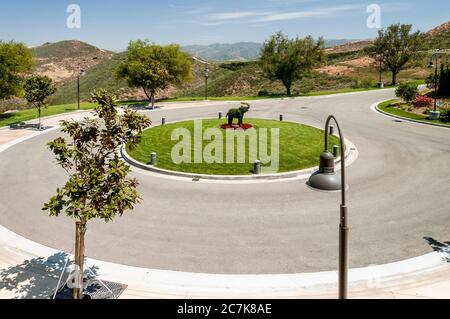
[424,237,450,263]
[0,252,72,299]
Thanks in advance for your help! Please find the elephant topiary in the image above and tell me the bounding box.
[227,103,250,126]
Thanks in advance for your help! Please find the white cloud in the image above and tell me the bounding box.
[194,3,365,26]
[255,4,363,22]
[208,11,270,21]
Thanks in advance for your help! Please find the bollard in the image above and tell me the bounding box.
[149,152,157,166]
[254,160,261,175]
[329,126,334,135]
[333,145,340,158]
[161,117,166,126]
[280,114,283,122]
[219,112,222,119]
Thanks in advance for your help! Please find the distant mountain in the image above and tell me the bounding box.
[426,20,450,49]
[31,40,114,85]
[182,39,357,62]
[31,19,449,105]
[32,40,113,61]
[326,40,373,54]
[182,42,262,62]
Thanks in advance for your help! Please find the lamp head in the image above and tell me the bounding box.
[307,151,342,191]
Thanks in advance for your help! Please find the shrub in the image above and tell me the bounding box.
[351,79,374,89]
[439,106,450,122]
[414,95,434,108]
[396,82,418,105]
[258,89,270,96]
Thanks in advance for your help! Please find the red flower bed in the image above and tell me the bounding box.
[220,123,254,130]
[414,95,434,108]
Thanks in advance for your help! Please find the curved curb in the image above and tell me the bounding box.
[0,109,93,131]
[373,101,450,129]
[0,224,448,298]
[120,121,359,182]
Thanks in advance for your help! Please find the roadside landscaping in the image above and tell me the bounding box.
[1,85,405,128]
[0,102,96,128]
[377,99,450,127]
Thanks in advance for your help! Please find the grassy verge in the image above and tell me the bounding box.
[377,100,450,127]
[0,103,96,128]
[127,118,339,175]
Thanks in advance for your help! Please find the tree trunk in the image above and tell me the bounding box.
[285,83,292,96]
[142,87,151,102]
[73,220,87,299]
[391,71,398,86]
[151,92,155,110]
[38,107,41,130]
[282,80,292,96]
[73,222,82,299]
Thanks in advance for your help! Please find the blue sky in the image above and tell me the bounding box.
[0,0,449,51]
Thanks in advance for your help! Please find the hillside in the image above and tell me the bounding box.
[426,20,450,49]
[182,39,356,62]
[34,20,450,105]
[31,40,114,85]
[182,42,262,62]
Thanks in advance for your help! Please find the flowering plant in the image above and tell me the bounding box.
[220,123,254,130]
[414,95,434,108]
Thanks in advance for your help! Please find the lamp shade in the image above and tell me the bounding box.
[307,151,342,191]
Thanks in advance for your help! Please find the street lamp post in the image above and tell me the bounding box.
[205,65,209,101]
[193,56,210,100]
[378,54,384,88]
[77,63,84,111]
[428,49,450,120]
[307,115,349,299]
[77,57,97,110]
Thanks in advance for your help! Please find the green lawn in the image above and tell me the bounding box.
[378,100,450,127]
[0,103,96,128]
[127,118,339,175]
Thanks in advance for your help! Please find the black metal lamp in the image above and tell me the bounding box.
[307,115,349,300]
[307,151,342,191]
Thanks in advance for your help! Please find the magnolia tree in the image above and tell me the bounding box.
[43,89,151,299]
[24,75,56,129]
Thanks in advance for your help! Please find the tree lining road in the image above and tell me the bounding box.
[0,89,449,274]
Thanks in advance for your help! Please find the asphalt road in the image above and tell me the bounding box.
[0,89,449,274]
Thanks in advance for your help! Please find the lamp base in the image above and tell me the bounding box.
[429,110,441,120]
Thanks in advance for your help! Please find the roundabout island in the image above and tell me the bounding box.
[126,118,340,176]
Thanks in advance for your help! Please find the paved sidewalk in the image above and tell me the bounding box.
[0,104,449,299]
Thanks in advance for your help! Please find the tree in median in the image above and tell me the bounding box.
[0,41,35,100]
[372,24,424,85]
[396,82,418,105]
[260,32,325,96]
[42,89,151,299]
[24,76,56,130]
[116,40,192,108]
